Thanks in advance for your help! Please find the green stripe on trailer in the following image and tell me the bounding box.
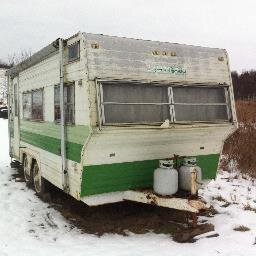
[20,120,90,145]
[20,130,83,163]
[19,120,90,162]
[81,160,159,196]
[81,154,220,196]
[196,154,220,179]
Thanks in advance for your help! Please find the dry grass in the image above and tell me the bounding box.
[243,204,256,213]
[233,225,250,232]
[235,100,256,123]
[212,196,231,207]
[221,100,256,177]
[213,196,228,202]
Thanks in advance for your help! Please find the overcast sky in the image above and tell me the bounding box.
[1,0,256,72]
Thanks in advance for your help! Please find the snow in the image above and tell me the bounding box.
[1,118,256,255]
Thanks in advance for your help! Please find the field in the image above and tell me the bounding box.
[222,100,256,177]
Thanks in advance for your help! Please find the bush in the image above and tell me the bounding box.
[222,101,256,177]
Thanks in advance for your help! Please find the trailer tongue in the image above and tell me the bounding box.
[82,189,209,213]
[81,188,213,242]
[124,190,209,213]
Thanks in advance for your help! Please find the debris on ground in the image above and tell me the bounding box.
[173,223,215,243]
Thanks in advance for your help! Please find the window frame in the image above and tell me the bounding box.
[68,41,80,63]
[171,86,231,123]
[54,83,75,125]
[22,88,44,121]
[100,83,172,125]
[98,82,232,126]
[31,88,44,121]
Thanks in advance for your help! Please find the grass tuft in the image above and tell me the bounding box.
[233,225,250,232]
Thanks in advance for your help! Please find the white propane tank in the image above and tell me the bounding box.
[153,160,178,196]
[179,157,202,192]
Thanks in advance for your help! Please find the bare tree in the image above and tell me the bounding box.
[8,49,32,66]
[0,60,10,104]
[0,49,32,104]
[0,78,7,104]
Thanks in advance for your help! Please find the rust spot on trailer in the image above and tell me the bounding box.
[145,192,157,205]
[188,200,208,210]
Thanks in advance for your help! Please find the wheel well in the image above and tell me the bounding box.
[23,154,37,172]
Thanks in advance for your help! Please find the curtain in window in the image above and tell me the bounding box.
[101,83,230,124]
[173,87,228,122]
[102,83,170,124]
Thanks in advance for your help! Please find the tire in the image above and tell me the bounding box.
[32,161,45,196]
[23,155,32,186]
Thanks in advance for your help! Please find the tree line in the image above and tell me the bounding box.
[232,70,256,100]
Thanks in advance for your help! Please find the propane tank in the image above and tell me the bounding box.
[179,157,202,193]
[153,160,178,196]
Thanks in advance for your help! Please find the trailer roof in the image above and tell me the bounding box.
[6,32,228,82]
[83,33,229,84]
[83,32,225,51]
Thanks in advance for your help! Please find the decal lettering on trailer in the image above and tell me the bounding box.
[149,65,186,75]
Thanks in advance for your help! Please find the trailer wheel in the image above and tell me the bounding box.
[23,155,32,186]
[32,161,45,195]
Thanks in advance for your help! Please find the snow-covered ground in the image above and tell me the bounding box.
[1,118,256,256]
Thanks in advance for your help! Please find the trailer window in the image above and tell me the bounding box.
[100,82,230,125]
[68,42,80,62]
[22,92,32,119]
[31,89,43,120]
[22,89,43,121]
[54,84,75,124]
[172,87,229,122]
[101,83,170,124]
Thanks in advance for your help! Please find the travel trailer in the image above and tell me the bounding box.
[6,32,237,213]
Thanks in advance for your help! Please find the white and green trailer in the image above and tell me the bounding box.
[6,32,237,213]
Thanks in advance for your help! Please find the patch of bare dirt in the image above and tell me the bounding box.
[14,165,215,240]
[45,184,188,236]
[41,183,216,242]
